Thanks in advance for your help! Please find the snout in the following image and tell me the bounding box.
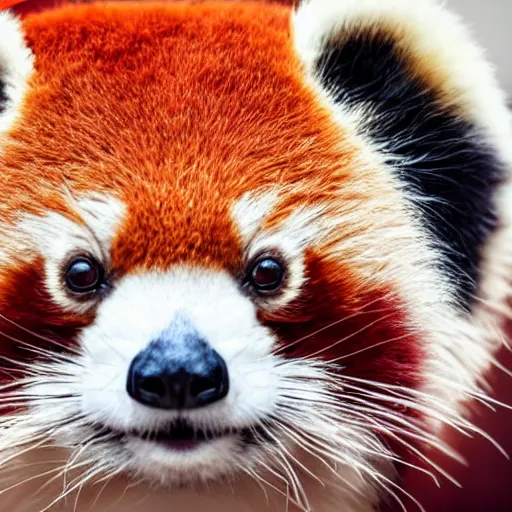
[126,316,230,410]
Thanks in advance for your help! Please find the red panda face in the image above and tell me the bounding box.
[0,1,510,511]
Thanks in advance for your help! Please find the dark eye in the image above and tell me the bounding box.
[65,257,104,294]
[248,256,285,294]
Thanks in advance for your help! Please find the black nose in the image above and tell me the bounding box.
[126,317,229,410]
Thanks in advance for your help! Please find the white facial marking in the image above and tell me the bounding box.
[232,191,332,310]
[14,193,125,313]
[79,268,280,432]
[231,190,280,242]
[40,267,288,482]
[0,12,34,134]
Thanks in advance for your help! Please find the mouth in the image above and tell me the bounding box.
[93,419,266,452]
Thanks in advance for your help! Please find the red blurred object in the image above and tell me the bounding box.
[0,0,28,10]
[9,0,56,14]
[5,0,512,510]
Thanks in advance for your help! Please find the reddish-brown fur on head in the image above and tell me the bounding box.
[6,0,358,267]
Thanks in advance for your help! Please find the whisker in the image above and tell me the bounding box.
[327,332,414,362]
[274,298,398,355]
[273,413,443,487]
[0,463,67,497]
[0,314,82,357]
[270,449,310,511]
[0,329,81,368]
[312,374,509,463]
[260,423,325,488]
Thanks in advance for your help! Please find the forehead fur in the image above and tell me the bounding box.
[0,1,370,273]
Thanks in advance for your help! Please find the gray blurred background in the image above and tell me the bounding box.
[448,0,512,102]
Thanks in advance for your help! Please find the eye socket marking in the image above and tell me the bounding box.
[246,254,286,295]
[65,256,105,294]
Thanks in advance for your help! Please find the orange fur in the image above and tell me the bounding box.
[1,1,366,275]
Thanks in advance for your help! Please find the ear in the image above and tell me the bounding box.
[293,0,512,162]
[0,10,33,134]
[292,0,512,309]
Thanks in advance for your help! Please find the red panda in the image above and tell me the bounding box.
[0,0,510,511]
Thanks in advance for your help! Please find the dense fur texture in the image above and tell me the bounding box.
[0,0,510,511]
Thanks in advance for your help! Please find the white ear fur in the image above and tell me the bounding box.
[292,0,512,167]
[0,10,33,133]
